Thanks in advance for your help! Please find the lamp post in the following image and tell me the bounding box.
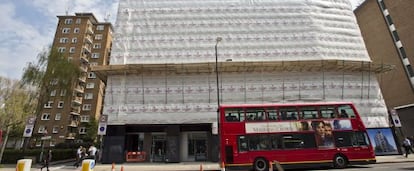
[215,37,222,109]
[215,37,222,162]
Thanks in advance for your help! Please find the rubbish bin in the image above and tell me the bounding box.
[16,159,32,171]
[81,159,95,171]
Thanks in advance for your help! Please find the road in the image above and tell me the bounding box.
[3,162,414,171]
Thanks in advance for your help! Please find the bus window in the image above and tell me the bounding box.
[225,109,242,122]
[337,105,355,118]
[246,108,266,121]
[320,106,336,118]
[282,133,316,149]
[238,136,249,152]
[299,107,318,119]
[267,108,278,121]
[280,107,298,120]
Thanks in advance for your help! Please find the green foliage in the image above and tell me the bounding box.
[78,119,98,144]
[21,48,82,117]
[0,148,76,164]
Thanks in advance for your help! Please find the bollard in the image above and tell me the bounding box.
[121,165,124,171]
[274,161,284,171]
[269,161,273,171]
[81,159,95,171]
[16,159,32,171]
[199,163,203,171]
[111,162,115,171]
[220,161,226,171]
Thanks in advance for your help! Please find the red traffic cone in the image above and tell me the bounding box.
[199,163,203,171]
[111,162,115,171]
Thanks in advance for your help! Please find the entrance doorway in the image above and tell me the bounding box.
[151,133,166,162]
[188,132,207,161]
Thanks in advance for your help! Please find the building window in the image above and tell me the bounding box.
[50,90,56,96]
[38,125,46,134]
[52,126,59,134]
[58,47,66,53]
[69,47,76,53]
[64,19,73,24]
[58,101,64,108]
[88,72,96,78]
[76,18,81,24]
[93,43,101,49]
[41,113,50,120]
[72,37,78,43]
[90,62,98,66]
[60,90,67,96]
[91,53,100,58]
[79,127,87,134]
[50,79,58,85]
[86,83,95,89]
[83,104,92,111]
[59,38,69,43]
[95,34,103,40]
[81,115,90,122]
[97,25,105,31]
[84,93,93,100]
[62,28,70,33]
[74,28,80,33]
[44,101,53,108]
[55,113,61,120]
[49,140,56,147]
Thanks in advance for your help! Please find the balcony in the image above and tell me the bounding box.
[66,133,76,140]
[85,35,93,44]
[70,108,81,116]
[86,27,94,34]
[83,45,91,54]
[80,65,88,73]
[68,120,79,127]
[72,96,82,105]
[74,85,84,94]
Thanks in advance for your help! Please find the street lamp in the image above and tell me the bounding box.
[215,37,222,108]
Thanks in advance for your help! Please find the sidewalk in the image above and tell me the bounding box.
[1,155,414,171]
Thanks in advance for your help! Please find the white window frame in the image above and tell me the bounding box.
[60,90,67,96]
[95,34,103,40]
[69,47,75,53]
[55,113,61,120]
[93,43,101,49]
[74,28,80,33]
[91,53,100,58]
[52,126,59,133]
[50,90,56,96]
[57,47,66,53]
[37,125,46,134]
[80,115,90,122]
[86,83,95,89]
[59,38,69,43]
[72,37,77,43]
[96,25,105,30]
[76,18,81,24]
[41,113,50,120]
[62,28,70,33]
[84,93,93,100]
[44,101,53,108]
[88,72,96,78]
[82,104,92,111]
[79,127,87,134]
[64,19,73,24]
[57,101,64,108]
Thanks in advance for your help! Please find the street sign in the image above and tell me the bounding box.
[97,115,108,135]
[390,110,402,127]
[22,117,36,137]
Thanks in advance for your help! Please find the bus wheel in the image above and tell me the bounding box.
[333,154,348,169]
[253,157,268,171]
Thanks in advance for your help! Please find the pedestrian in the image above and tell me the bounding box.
[40,149,52,171]
[74,146,83,168]
[403,137,413,157]
[88,145,98,161]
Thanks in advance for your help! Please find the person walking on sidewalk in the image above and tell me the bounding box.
[403,137,413,157]
[40,149,52,171]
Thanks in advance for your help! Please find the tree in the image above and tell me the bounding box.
[0,77,35,163]
[21,47,82,147]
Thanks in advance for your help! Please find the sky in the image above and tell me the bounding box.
[0,0,364,80]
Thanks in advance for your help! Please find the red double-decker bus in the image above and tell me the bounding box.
[219,102,375,171]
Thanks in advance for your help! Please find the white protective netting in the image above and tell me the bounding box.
[104,0,389,128]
